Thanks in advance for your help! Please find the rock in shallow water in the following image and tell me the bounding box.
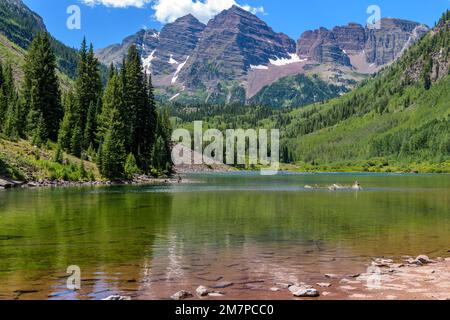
[102,295,131,300]
[171,290,193,300]
[292,288,320,298]
[196,286,210,297]
[316,283,331,288]
[406,255,436,266]
[211,281,233,289]
[208,292,224,297]
[289,285,320,297]
[415,255,435,264]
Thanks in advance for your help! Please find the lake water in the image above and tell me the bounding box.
[0,172,449,300]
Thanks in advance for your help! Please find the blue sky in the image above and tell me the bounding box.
[23,0,450,50]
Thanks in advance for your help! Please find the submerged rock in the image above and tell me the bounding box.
[0,179,14,189]
[196,286,210,297]
[289,284,319,297]
[373,258,394,267]
[102,295,131,300]
[415,255,435,264]
[292,288,320,298]
[171,290,193,300]
[208,292,224,297]
[211,281,233,289]
[316,283,331,288]
[406,255,436,266]
[274,282,293,289]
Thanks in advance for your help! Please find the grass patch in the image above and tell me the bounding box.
[0,138,101,182]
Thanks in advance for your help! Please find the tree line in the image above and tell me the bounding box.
[1,32,173,179]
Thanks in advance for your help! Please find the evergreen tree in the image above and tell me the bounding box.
[54,142,63,164]
[58,91,76,152]
[32,112,47,146]
[74,39,103,150]
[0,62,7,131]
[23,32,62,141]
[3,95,20,139]
[100,108,126,179]
[124,153,140,178]
[70,124,83,157]
[78,160,87,179]
[152,108,173,173]
[423,56,433,90]
[0,63,20,135]
[83,101,97,149]
[124,45,157,172]
[98,67,124,142]
[0,88,6,131]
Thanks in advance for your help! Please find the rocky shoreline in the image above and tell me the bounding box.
[0,174,189,191]
[152,254,450,301]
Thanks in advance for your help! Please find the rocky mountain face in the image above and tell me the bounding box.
[364,19,429,66]
[297,27,352,66]
[95,28,159,70]
[96,6,429,105]
[177,6,296,89]
[96,14,205,83]
[297,19,429,70]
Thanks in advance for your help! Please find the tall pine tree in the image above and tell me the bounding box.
[152,108,173,173]
[123,45,157,172]
[23,32,62,142]
[1,63,22,138]
[98,65,124,142]
[58,91,77,152]
[99,107,126,179]
[74,39,102,151]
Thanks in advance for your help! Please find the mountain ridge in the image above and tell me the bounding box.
[96,6,428,106]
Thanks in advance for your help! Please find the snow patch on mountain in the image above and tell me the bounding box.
[172,55,190,84]
[169,54,178,64]
[269,53,307,66]
[250,64,269,70]
[142,49,156,73]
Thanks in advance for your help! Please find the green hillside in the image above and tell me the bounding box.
[0,0,78,78]
[0,33,25,78]
[249,74,348,108]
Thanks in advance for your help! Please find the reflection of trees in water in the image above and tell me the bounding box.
[0,187,174,288]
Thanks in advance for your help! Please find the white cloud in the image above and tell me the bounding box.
[81,0,151,8]
[153,0,265,24]
[80,0,265,24]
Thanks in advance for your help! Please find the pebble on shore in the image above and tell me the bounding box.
[171,290,193,300]
[289,285,320,298]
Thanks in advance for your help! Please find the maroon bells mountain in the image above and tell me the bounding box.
[96,5,429,105]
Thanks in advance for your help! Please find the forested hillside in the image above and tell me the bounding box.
[249,74,349,108]
[0,0,78,78]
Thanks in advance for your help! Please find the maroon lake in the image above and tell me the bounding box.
[0,172,449,300]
